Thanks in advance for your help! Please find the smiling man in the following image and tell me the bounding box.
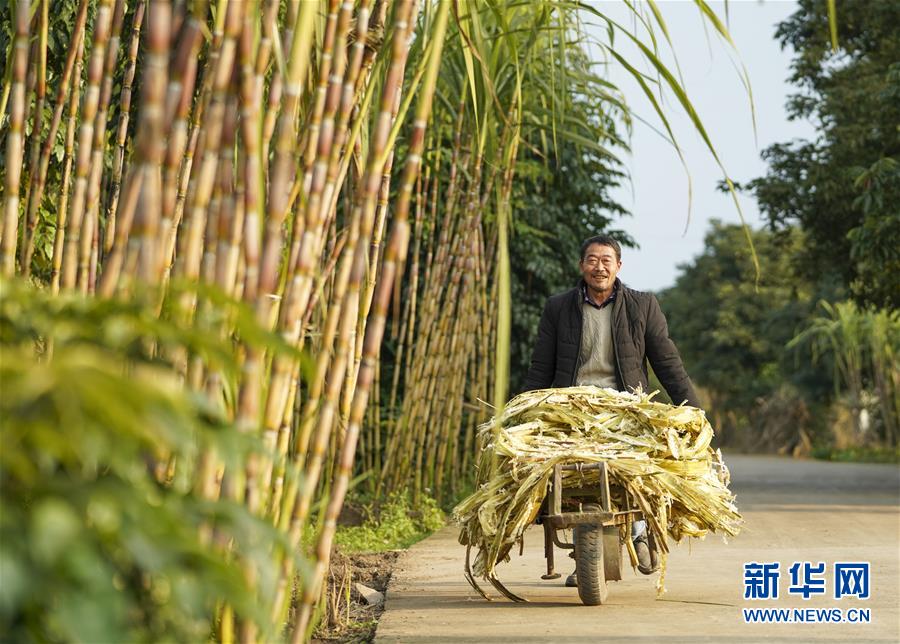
[522,234,701,585]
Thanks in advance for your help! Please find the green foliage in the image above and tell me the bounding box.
[683,1,900,456]
[509,78,632,393]
[659,221,828,428]
[660,220,828,412]
[660,219,898,455]
[0,280,304,642]
[790,300,900,446]
[335,493,445,554]
[811,446,900,464]
[743,0,900,308]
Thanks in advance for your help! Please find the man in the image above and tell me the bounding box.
[523,234,701,586]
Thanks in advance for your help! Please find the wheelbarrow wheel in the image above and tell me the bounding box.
[574,504,609,605]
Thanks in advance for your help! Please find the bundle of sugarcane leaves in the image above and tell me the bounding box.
[453,386,742,601]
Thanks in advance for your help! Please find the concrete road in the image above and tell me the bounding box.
[376,454,900,643]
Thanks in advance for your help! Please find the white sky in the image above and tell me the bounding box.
[585,0,815,292]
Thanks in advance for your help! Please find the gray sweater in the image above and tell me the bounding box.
[575,302,617,389]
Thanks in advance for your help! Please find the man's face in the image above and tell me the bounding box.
[580,243,621,295]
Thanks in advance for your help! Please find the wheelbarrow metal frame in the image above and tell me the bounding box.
[540,461,642,580]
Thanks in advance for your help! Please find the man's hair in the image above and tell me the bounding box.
[580,235,621,262]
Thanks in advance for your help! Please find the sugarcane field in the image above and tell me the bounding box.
[1,1,898,643]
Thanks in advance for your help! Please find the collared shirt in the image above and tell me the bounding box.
[581,280,617,310]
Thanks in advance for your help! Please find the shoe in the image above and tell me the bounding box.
[634,534,659,575]
[565,571,578,587]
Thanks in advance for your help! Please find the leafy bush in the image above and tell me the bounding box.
[811,446,900,464]
[0,280,303,642]
[334,493,445,553]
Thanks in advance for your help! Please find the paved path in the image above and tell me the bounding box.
[376,454,900,643]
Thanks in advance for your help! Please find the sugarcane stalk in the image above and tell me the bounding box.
[59,0,113,290]
[194,143,242,512]
[293,0,416,523]
[379,105,461,493]
[290,0,388,250]
[265,2,375,536]
[271,0,414,624]
[1,0,31,277]
[49,37,84,294]
[267,359,303,523]
[376,168,424,496]
[214,88,252,644]
[77,0,126,293]
[159,0,208,260]
[155,0,222,285]
[292,3,450,637]
[260,0,291,165]
[349,85,403,425]
[405,148,481,496]
[168,0,240,311]
[493,103,520,413]
[22,0,88,276]
[20,0,48,277]
[203,91,238,289]
[104,0,144,255]
[270,217,361,626]
[238,21,263,305]
[284,0,353,280]
[20,38,38,216]
[343,10,422,456]
[296,0,342,202]
[224,0,273,298]
[258,0,349,509]
[312,9,434,472]
[433,271,475,499]
[216,7,261,298]
[228,0,310,545]
[255,0,317,319]
[135,0,179,287]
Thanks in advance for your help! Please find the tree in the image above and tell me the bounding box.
[658,221,830,441]
[509,137,632,394]
[743,0,900,308]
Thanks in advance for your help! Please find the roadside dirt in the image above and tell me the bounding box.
[313,550,401,644]
[375,454,900,643]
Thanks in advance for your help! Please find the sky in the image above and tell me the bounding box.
[584,0,816,292]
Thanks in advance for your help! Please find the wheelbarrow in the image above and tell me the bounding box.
[538,461,646,605]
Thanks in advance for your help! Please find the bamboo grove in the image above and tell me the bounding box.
[0,0,747,640]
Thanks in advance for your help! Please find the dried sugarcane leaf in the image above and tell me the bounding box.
[453,386,743,600]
